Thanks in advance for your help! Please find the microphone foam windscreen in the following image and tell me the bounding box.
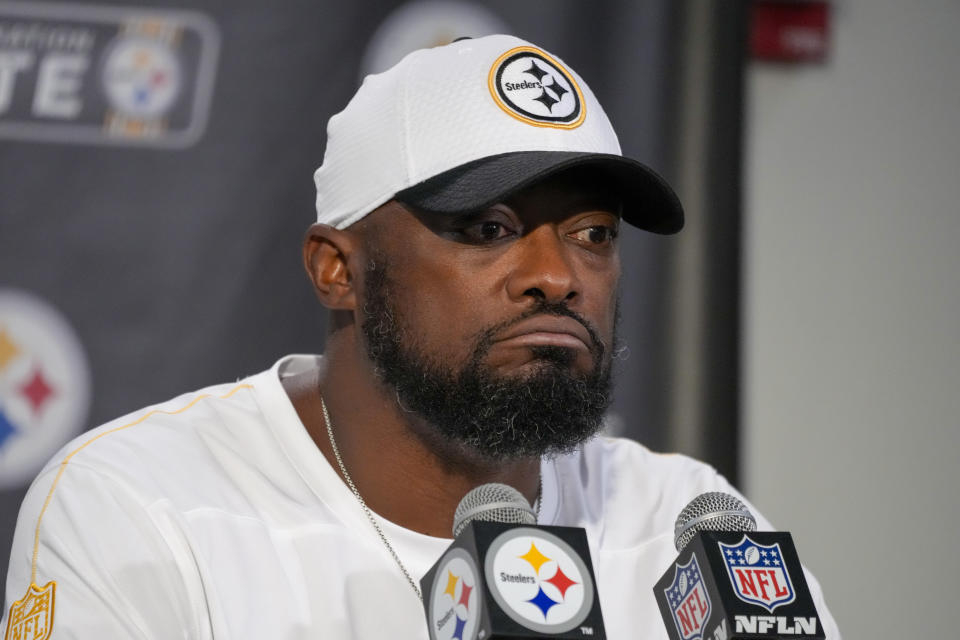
[452,483,536,537]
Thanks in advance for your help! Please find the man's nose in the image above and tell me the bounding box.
[505,226,580,304]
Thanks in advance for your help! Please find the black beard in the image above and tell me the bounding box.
[360,256,614,463]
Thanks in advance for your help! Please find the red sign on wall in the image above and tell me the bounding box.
[750,1,830,63]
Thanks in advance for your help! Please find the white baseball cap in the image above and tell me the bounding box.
[313,34,683,233]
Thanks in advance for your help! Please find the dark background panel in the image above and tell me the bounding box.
[1,0,742,598]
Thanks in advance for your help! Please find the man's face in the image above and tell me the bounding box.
[358,169,622,461]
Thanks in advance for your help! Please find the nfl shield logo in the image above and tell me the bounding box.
[664,555,712,640]
[719,536,796,612]
[4,581,56,640]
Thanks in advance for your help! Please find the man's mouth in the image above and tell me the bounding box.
[494,315,593,352]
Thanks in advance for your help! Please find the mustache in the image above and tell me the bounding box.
[470,301,606,361]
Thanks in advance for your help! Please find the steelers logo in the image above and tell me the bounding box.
[485,528,593,634]
[488,46,585,129]
[101,36,182,118]
[0,290,91,489]
[428,548,481,640]
[361,0,509,77]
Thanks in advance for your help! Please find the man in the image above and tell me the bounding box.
[3,35,839,638]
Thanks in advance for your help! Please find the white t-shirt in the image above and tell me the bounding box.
[3,355,840,638]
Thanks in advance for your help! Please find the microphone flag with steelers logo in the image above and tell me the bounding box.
[423,521,605,639]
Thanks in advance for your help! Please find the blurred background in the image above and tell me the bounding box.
[0,0,956,636]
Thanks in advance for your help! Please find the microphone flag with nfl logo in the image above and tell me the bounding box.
[654,532,825,640]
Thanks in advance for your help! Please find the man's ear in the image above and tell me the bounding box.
[303,223,360,310]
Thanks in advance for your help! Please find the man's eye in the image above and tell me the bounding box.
[572,225,618,245]
[463,221,512,242]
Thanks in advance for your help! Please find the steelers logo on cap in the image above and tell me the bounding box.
[488,46,585,129]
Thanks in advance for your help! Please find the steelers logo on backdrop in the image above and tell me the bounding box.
[428,548,481,640]
[488,47,585,129]
[484,527,593,634]
[0,3,219,148]
[361,0,509,77]
[0,290,91,489]
[102,36,182,119]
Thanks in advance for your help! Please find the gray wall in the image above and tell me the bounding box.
[742,1,960,636]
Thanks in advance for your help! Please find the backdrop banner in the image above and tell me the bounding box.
[0,0,680,594]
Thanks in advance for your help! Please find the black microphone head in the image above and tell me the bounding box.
[673,491,757,551]
[452,483,536,537]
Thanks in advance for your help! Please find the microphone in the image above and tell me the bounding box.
[654,492,825,640]
[421,483,606,639]
[452,483,537,536]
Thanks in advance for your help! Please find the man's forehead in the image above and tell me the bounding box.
[360,179,619,247]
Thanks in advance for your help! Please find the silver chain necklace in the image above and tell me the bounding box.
[320,395,542,603]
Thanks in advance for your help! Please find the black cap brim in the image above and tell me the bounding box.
[395,151,684,234]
